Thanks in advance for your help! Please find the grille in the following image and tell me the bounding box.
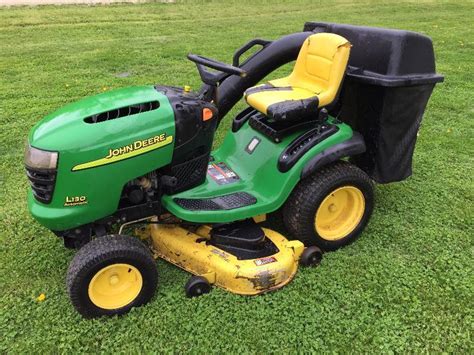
[84,101,159,124]
[26,167,56,204]
[170,152,210,193]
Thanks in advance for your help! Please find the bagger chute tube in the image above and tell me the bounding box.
[25,22,443,318]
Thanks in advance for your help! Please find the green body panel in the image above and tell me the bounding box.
[162,120,353,223]
[28,86,175,231]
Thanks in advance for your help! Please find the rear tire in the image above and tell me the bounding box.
[67,235,158,318]
[283,161,374,251]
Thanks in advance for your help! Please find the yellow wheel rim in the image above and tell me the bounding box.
[88,263,143,310]
[315,186,365,241]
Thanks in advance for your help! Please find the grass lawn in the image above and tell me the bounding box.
[0,0,472,352]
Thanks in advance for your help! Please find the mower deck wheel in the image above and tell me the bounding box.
[185,276,211,298]
[300,246,323,267]
[66,235,158,318]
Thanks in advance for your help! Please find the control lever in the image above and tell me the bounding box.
[318,108,328,122]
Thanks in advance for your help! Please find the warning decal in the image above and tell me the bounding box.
[254,256,277,266]
[207,162,240,185]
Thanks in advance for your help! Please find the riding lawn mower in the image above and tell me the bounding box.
[25,22,443,318]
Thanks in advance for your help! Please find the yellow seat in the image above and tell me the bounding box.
[244,33,351,121]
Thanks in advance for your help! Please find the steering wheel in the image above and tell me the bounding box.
[187,54,247,86]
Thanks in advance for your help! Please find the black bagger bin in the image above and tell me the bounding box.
[304,22,444,183]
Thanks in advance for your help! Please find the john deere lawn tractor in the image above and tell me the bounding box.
[25,22,443,318]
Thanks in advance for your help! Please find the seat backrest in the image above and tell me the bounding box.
[288,33,351,106]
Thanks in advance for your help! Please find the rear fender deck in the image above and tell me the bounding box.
[161,120,353,223]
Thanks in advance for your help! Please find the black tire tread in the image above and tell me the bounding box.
[66,235,157,318]
[283,161,374,250]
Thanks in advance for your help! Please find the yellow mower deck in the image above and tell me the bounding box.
[147,221,305,295]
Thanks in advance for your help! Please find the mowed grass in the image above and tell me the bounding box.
[0,0,472,352]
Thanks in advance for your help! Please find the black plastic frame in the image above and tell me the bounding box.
[278,124,339,173]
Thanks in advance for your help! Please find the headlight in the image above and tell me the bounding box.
[25,144,58,170]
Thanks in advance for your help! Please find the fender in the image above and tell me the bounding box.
[301,132,366,179]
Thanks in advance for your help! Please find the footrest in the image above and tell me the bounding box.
[173,192,257,211]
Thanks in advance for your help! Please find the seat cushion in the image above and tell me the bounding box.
[244,83,319,121]
[243,33,351,122]
[290,33,350,99]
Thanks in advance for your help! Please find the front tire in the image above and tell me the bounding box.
[283,161,374,251]
[66,235,158,318]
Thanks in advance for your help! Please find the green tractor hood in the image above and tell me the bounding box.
[29,86,172,151]
[27,86,176,231]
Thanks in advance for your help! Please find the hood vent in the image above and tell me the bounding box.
[84,101,160,124]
